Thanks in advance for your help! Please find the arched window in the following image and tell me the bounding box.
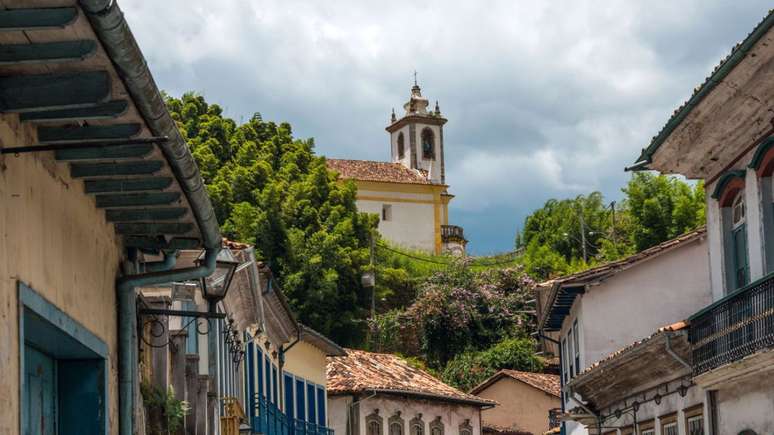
[397,133,405,160]
[750,137,774,273]
[389,412,404,435]
[458,420,472,435]
[367,411,383,435]
[410,415,424,435]
[713,171,749,292]
[729,192,750,289]
[429,417,444,435]
[421,128,435,160]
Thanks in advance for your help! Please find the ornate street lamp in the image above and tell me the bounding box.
[198,255,239,315]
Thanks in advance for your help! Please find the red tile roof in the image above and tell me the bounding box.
[326,349,494,406]
[326,158,432,185]
[471,370,560,398]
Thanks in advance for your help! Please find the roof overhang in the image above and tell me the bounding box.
[629,11,774,179]
[540,284,585,332]
[299,324,346,356]
[566,330,691,410]
[327,388,496,408]
[0,0,220,252]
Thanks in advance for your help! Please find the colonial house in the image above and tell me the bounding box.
[535,229,712,435]
[627,9,774,435]
[326,349,494,435]
[326,82,466,255]
[0,1,223,434]
[470,370,561,435]
[139,242,345,434]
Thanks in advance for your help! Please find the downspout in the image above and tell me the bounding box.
[665,333,692,371]
[117,247,220,435]
[538,333,564,432]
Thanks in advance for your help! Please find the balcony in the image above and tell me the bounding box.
[548,408,562,430]
[689,273,774,378]
[441,225,466,243]
[253,395,333,435]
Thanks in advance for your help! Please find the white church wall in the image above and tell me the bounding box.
[390,125,412,167]
[356,189,436,252]
[414,124,443,183]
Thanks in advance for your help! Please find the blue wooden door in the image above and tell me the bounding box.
[25,345,56,435]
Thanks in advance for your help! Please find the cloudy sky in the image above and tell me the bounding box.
[122,0,769,255]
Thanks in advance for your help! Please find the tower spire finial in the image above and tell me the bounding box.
[413,70,417,86]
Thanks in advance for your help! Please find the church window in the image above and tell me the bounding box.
[397,133,405,159]
[382,204,392,221]
[421,128,435,159]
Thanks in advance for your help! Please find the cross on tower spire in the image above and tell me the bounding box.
[413,70,417,86]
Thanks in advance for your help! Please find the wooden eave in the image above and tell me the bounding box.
[0,1,216,251]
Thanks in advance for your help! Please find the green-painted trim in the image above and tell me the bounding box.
[630,10,774,170]
[105,208,187,222]
[0,40,96,65]
[689,271,774,321]
[18,281,109,435]
[114,222,194,235]
[25,100,128,123]
[710,170,746,200]
[747,136,774,170]
[38,123,141,143]
[0,7,77,30]
[70,160,163,178]
[18,281,108,357]
[83,177,172,194]
[55,143,152,161]
[0,71,110,113]
[123,236,200,250]
[95,192,181,208]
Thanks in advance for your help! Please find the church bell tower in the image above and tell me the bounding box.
[386,79,447,184]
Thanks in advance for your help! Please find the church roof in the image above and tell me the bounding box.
[326,158,433,185]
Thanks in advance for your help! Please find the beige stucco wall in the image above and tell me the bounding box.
[476,378,559,435]
[284,340,328,386]
[0,114,123,433]
[329,393,482,435]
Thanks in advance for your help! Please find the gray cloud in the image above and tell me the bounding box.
[121,0,770,254]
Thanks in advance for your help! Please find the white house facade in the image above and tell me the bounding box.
[628,10,774,435]
[536,229,712,435]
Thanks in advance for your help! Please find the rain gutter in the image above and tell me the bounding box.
[116,247,219,435]
[78,0,221,249]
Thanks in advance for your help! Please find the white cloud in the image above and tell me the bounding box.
[119,0,770,253]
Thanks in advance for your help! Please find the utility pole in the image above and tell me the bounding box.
[579,205,588,263]
[610,201,618,252]
[369,230,376,320]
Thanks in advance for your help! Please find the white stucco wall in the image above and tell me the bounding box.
[596,385,706,435]
[329,395,353,435]
[390,123,443,184]
[576,237,711,369]
[715,373,774,435]
[357,189,437,253]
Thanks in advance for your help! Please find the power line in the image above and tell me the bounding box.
[376,242,522,267]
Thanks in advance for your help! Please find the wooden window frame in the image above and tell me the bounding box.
[619,425,634,435]
[638,419,655,435]
[659,412,678,435]
[684,404,704,435]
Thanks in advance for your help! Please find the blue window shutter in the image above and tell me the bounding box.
[316,386,325,426]
[307,383,316,423]
[265,355,271,401]
[257,347,264,398]
[272,365,278,404]
[284,374,295,419]
[295,379,306,421]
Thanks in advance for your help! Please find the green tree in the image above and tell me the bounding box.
[440,338,544,392]
[167,92,378,345]
[623,172,705,251]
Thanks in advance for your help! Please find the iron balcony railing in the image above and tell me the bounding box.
[689,272,774,376]
[252,395,333,435]
[441,225,465,242]
[548,408,562,429]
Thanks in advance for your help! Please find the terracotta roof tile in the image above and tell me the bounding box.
[471,370,560,398]
[326,349,494,406]
[326,158,432,184]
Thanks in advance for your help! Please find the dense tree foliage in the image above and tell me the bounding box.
[369,259,541,390]
[517,173,705,279]
[167,93,377,345]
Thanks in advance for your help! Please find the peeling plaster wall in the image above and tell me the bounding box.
[328,395,354,435]
[715,374,774,434]
[0,114,123,433]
